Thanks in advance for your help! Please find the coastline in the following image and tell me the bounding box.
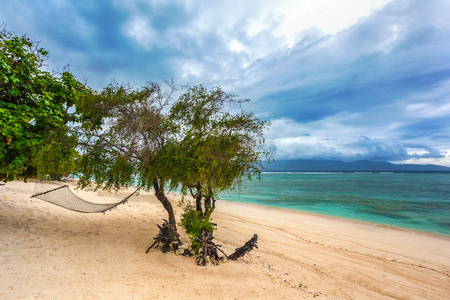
[220,171,450,237]
[1,180,449,299]
[218,197,450,240]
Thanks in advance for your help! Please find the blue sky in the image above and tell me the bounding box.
[2,0,450,166]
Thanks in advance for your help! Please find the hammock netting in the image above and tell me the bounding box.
[31,179,140,213]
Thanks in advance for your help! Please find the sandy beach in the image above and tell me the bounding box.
[1,180,449,299]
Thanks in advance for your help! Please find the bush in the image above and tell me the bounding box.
[180,201,215,250]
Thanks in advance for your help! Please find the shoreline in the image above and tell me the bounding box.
[218,198,450,240]
[220,171,450,238]
[218,197,450,240]
[1,180,449,299]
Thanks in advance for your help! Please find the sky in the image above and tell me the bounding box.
[2,0,450,166]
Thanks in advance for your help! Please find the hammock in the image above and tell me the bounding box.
[31,179,140,213]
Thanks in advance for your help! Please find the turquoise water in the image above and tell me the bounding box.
[219,172,450,236]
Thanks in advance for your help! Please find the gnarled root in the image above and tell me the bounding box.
[180,230,228,266]
[146,219,182,253]
[195,230,229,266]
[228,234,258,260]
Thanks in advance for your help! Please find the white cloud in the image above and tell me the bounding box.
[180,60,204,79]
[406,102,450,119]
[124,16,156,49]
[266,111,449,164]
[228,39,245,53]
[168,0,394,69]
[266,115,374,159]
[394,155,450,167]
[273,0,393,46]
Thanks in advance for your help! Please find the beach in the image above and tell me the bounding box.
[1,180,449,299]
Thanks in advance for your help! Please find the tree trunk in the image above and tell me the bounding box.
[196,192,203,214]
[153,178,177,231]
[195,183,203,214]
[204,195,216,216]
[147,178,181,253]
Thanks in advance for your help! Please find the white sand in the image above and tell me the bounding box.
[1,180,449,299]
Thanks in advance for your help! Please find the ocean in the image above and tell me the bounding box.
[219,172,450,236]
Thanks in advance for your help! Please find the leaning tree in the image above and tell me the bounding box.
[75,80,183,250]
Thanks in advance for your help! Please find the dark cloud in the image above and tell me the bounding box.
[251,0,450,124]
[1,0,191,88]
[399,117,450,140]
[346,136,411,161]
[1,0,449,165]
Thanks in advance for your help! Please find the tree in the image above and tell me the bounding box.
[0,29,91,182]
[169,85,270,264]
[171,85,269,213]
[75,80,183,250]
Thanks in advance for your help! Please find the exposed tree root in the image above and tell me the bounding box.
[228,234,258,260]
[192,230,229,266]
[146,219,182,253]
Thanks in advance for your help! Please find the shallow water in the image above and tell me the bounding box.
[219,172,450,236]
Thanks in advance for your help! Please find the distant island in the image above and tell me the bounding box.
[262,159,450,172]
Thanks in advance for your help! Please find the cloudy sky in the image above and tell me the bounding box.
[2,0,450,165]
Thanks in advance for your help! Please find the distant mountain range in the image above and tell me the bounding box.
[262,159,450,172]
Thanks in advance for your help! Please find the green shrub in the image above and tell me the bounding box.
[180,201,215,250]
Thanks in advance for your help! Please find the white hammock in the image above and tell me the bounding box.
[31,180,140,213]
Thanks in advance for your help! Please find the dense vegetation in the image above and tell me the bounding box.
[0,29,91,182]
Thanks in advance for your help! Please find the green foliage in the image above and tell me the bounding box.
[0,29,92,182]
[74,81,175,191]
[32,137,78,180]
[74,81,271,242]
[180,200,216,250]
[171,85,271,248]
[170,85,271,200]
[75,82,271,195]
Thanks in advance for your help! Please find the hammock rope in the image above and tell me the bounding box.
[31,180,140,213]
